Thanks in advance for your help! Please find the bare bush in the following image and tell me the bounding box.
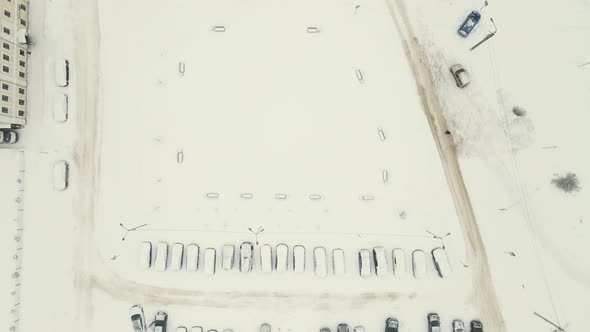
[552,173,581,193]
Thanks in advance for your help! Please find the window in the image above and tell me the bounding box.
[20,19,26,26]
[2,83,9,90]
[4,10,11,18]
[1,106,8,114]
[18,88,24,94]
[2,43,9,50]
[18,99,24,105]
[19,60,25,67]
[20,4,27,11]
[2,54,8,61]
[2,66,9,73]
[18,110,24,116]
[1,95,7,102]
[3,27,10,35]
[18,71,25,78]
[19,49,25,56]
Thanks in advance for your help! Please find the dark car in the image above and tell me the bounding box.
[0,129,18,144]
[458,11,481,37]
[385,317,399,332]
[154,312,168,332]
[470,320,483,332]
[427,313,441,332]
[337,324,349,332]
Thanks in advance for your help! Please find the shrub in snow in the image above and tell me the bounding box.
[551,173,581,193]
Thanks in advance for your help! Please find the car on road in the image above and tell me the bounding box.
[0,129,18,144]
[452,320,465,332]
[129,304,146,332]
[427,313,441,332]
[385,317,399,332]
[337,324,349,332]
[457,11,481,37]
[470,320,483,332]
[53,94,69,122]
[450,64,470,88]
[432,247,451,277]
[153,311,168,332]
[240,242,253,272]
[170,242,184,271]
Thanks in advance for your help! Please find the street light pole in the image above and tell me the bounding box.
[470,18,497,51]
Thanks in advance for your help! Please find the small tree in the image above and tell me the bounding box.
[551,173,581,193]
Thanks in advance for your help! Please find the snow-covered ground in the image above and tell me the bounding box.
[4,0,590,331]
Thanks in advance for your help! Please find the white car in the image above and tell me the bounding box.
[53,94,69,122]
[260,244,272,273]
[275,244,288,272]
[332,249,345,276]
[373,246,388,276]
[138,241,152,270]
[154,242,169,272]
[432,247,451,278]
[204,248,216,275]
[129,304,146,332]
[222,244,235,270]
[450,64,470,88]
[313,247,327,277]
[169,243,184,271]
[412,249,426,279]
[293,245,305,273]
[392,248,406,278]
[358,249,371,277]
[177,327,188,332]
[191,327,203,332]
[452,320,465,332]
[353,326,365,332]
[260,323,271,332]
[52,160,70,191]
[55,59,70,87]
[186,244,200,271]
[240,242,253,272]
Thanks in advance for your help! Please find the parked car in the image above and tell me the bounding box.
[332,248,345,276]
[204,248,216,275]
[470,320,483,332]
[0,129,18,144]
[53,94,69,122]
[170,243,184,271]
[139,241,152,270]
[359,249,371,277]
[177,327,187,332]
[392,248,406,278]
[260,323,271,332]
[373,246,387,276]
[155,242,169,272]
[293,245,305,273]
[240,242,253,272]
[153,312,168,332]
[385,317,399,332]
[457,11,481,37]
[337,324,349,332]
[260,244,272,273]
[320,328,331,332]
[275,244,288,272]
[432,247,451,277]
[412,249,426,278]
[450,64,470,88]
[186,244,200,271]
[427,313,441,332]
[222,244,235,270]
[55,59,70,87]
[52,160,70,191]
[191,327,203,332]
[129,304,146,332]
[314,247,327,277]
[353,326,365,332]
[452,320,465,332]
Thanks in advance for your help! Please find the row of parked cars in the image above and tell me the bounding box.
[130,307,483,332]
[139,242,451,278]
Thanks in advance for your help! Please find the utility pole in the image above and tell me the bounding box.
[470,18,497,51]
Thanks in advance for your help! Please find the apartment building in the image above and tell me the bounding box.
[0,0,28,129]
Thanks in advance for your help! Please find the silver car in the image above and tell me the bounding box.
[452,320,465,332]
[129,305,146,332]
[450,64,470,88]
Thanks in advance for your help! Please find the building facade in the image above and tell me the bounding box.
[0,0,28,129]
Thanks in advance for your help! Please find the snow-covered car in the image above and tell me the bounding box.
[452,320,465,332]
[412,249,426,278]
[55,59,70,87]
[313,247,327,277]
[332,248,345,276]
[450,64,470,88]
[373,246,387,276]
[432,247,451,278]
[53,94,68,122]
[204,248,216,275]
[177,327,187,332]
[457,11,481,37]
[186,244,200,271]
[358,249,371,277]
[170,243,184,271]
[153,312,168,332]
[353,326,365,332]
[139,241,152,270]
[260,323,271,332]
[293,245,305,273]
[392,248,406,278]
[275,244,288,272]
[337,324,349,332]
[191,326,203,332]
[320,328,331,332]
[222,244,235,270]
[385,317,399,332]
[240,242,253,272]
[129,304,146,332]
[427,313,441,332]
[470,320,483,332]
[155,242,169,272]
[0,129,18,144]
[260,244,272,273]
[52,160,70,191]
